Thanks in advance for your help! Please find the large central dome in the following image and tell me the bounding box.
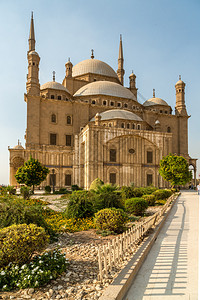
[72,59,118,79]
[74,81,137,100]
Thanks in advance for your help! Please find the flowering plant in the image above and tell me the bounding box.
[0,248,68,291]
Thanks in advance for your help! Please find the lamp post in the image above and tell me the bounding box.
[52,169,55,193]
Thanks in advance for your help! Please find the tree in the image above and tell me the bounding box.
[15,156,49,191]
[159,153,192,187]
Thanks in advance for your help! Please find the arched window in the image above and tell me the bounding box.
[51,95,55,99]
[110,149,116,162]
[51,114,56,123]
[67,116,72,125]
[58,96,61,100]
[167,126,171,133]
[121,123,125,128]
[117,102,121,107]
[124,103,128,108]
[147,151,153,163]
[65,174,71,186]
[91,100,96,104]
[137,124,141,130]
[132,123,135,129]
[103,100,107,106]
[147,174,153,186]
[127,123,130,129]
[110,173,116,185]
[110,101,114,106]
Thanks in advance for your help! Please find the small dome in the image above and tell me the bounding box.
[95,112,101,117]
[29,50,39,56]
[143,97,169,107]
[90,109,143,122]
[40,81,70,93]
[74,81,137,100]
[72,59,118,79]
[175,79,185,86]
[155,120,160,125]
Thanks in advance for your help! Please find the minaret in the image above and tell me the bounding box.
[28,12,35,52]
[117,35,125,85]
[65,58,73,77]
[26,12,40,96]
[175,76,187,116]
[129,70,137,100]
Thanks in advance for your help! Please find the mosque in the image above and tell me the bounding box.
[8,14,197,189]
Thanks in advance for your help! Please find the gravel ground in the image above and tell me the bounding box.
[0,198,161,300]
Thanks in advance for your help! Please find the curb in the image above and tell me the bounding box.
[99,193,179,300]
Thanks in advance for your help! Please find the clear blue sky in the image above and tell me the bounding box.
[0,0,199,184]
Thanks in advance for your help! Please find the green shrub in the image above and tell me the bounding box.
[92,184,123,212]
[6,186,16,195]
[64,191,94,219]
[132,187,145,197]
[0,198,55,239]
[53,188,70,195]
[120,186,135,201]
[71,184,80,191]
[94,208,128,233]
[0,248,68,291]
[155,199,166,205]
[143,194,156,206]
[45,185,51,193]
[152,189,172,200]
[89,178,104,191]
[171,188,176,193]
[0,186,7,196]
[125,198,148,215]
[0,224,49,268]
[142,186,157,195]
[20,186,31,199]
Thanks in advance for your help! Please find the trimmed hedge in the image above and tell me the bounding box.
[153,189,172,200]
[125,198,148,215]
[94,208,128,233]
[0,224,49,268]
[143,194,156,206]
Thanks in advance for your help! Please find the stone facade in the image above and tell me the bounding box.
[9,14,197,189]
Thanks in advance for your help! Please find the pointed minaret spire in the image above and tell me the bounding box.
[53,71,56,82]
[117,34,125,85]
[26,12,40,96]
[29,11,35,52]
[119,34,123,60]
[153,89,155,98]
[91,49,94,59]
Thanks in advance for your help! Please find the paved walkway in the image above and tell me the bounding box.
[124,191,199,300]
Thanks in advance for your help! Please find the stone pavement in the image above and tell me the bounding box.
[124,191,199,300]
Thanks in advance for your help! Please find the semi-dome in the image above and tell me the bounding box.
[74,81,137,100]
[90,109,143,122]
[72,59,118,79]
[143,97,169,107]
[13,144,24,150]
[40,81,70,93]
